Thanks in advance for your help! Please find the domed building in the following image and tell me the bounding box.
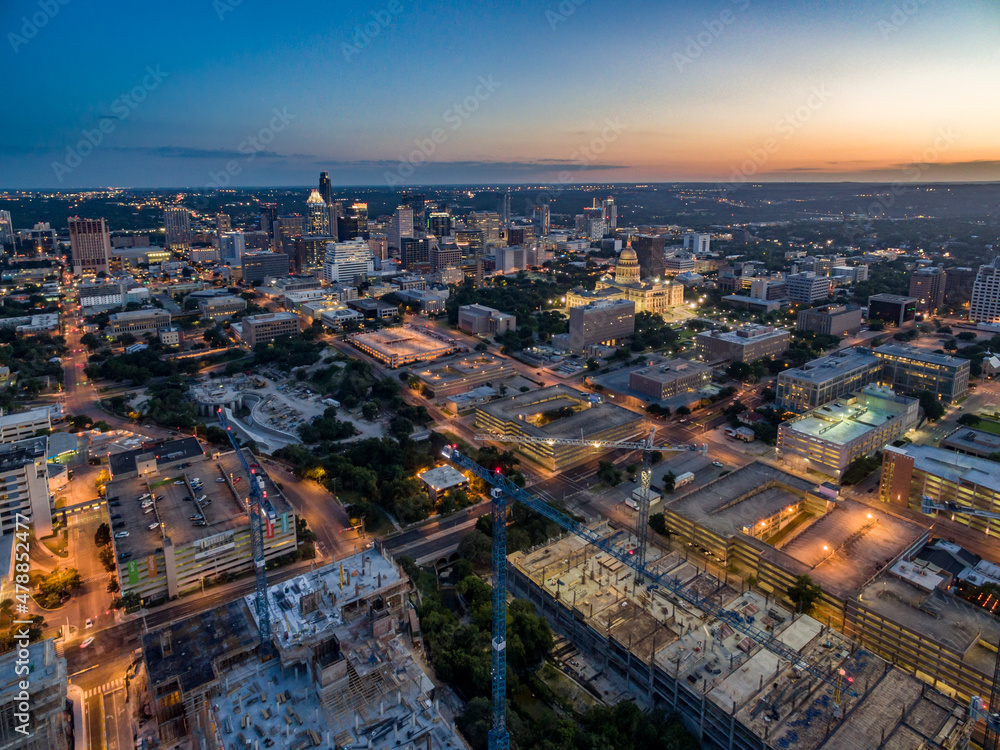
[615,247,641,284]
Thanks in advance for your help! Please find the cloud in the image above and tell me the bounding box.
[110,145,292,160]
[314,158,627,172]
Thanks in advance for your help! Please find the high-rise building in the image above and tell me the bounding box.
[163,205,191,249]
[367,233,389,261]
[275,215,305,255]
[389,205,414,252]
[68,216,111,276]
[351,202,369,236]
[468,212,501,245]
[944,266,977,305]
[402,192,426,231]
[0,436,55,537]
[306,189,330,234]
[319,171,332,205]
[0,210,13,248]
[600,198,616,233]
[219,231,245,265]
[328,201,343,241]
[430,242,462,272]
[241,251,290,283]
[0,639,68,750]
[583,207,606,240]
[400,236,430,269]
[533,204,551,235]
[258,202,278,240]
[323,239,375,283]
[215,213,231,233]
[630,235,666,280]
[909,266,946,312]
[293,234,336,271]
[970,257,1000,323]
[683,232,711,253]
[428,211,453,238]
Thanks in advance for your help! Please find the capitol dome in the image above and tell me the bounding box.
[615,247,640,284]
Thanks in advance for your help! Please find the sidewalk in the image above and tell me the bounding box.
[67,683,87,750]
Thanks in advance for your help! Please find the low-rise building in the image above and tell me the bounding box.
[873,343,970,402]
[775,347,883,413]
[695,324,789,364]
[458,304,516,335]
[475,385,645,470]
[347,298,398,320]
[868,294,917,327]
[796,304,863,336]
[108,448,296,603]
[197,295,246,321]
[107,308,172,338]
[412,352,514,397]
[628,358,712,400]
[777,385,918,478]
[159,326,182,346]
[568,299,635,351]
[238,312,301,347]
[0,407,51,441]
[349,325,457,368]
[940,427,1000,458]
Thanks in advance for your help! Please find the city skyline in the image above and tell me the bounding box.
[1,0,999,188]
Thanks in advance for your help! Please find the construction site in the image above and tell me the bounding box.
[143,548,468,750]
[509,522,975,749]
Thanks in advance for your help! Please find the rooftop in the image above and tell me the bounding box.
[941,427,1000,455]
[697,324,787,344]
[0,435,47,473]
[665,462,817,537]
[477,384,644,440]
[886,443,1000,494]
[107,436,204,477]
[779,348,881,383]
[780,389,915,447]
[418,464,467,491]
[869,293,918,303]
[629,357,711,383]
[873,343,969,368]
[244,311,299,324]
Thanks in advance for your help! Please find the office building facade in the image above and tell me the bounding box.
[868,294,917,327]
[775,348,883,413]
[873,343,970,402]
[241,251,290,284]
[240,312,301,347]
[970,257,1000,323]
[458,304,516,335]
[68,216,111,276]
[568,299,635,351]
[219,230,245,265]
[163,206,191,249]
[629,235,666,280]
[108,309,173,338]
[784,271,831,304]
[323,239,374,284]
[0,436,54,538]
[695,325,790,364]
[796,304,863,336]
[909,266,946,312]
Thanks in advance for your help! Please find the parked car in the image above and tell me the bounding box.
[194,521,207,527]
[174,480,185,485]
[109,501,121,507]
[80,637,95,648]
[110,514,122,520]
[215,477,226,483]
[114,531,129,538]
[143,508,154,515]
[118,552,132,560]
[712,461,724,468]
[147,522,161,530]
[85,618,93,629]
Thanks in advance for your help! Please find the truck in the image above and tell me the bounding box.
[626,488,662,510]
[674,471,695,488]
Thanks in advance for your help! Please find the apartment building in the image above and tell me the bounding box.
[0,436,54,538]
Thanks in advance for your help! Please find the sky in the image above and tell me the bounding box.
[1,0,998,188]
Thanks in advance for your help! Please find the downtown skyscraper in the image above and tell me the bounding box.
[164,206,191,249]
[68,217,111,276]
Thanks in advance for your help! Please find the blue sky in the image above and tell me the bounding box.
[1,0,998,187]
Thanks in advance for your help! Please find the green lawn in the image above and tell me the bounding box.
[973,418,1000,436]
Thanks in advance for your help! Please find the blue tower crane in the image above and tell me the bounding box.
[439,444,857,750]
[217,407,274,659]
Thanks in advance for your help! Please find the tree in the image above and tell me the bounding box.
[727,361,751,381]
[390,416,414,442]
[597,461,622,486]
[648,512,668,536]
[362,401,380,421]
[94,523,111,548]
[98,546,117,572]
[80,332,102,351]
[506,599,552,673]
[675,405,691,416]
[917,390,945,421]
[107,578,120,594]
[662,470,676,494]
[787,574,823,614]
[458,529,492,569]
[958,413,981,426]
